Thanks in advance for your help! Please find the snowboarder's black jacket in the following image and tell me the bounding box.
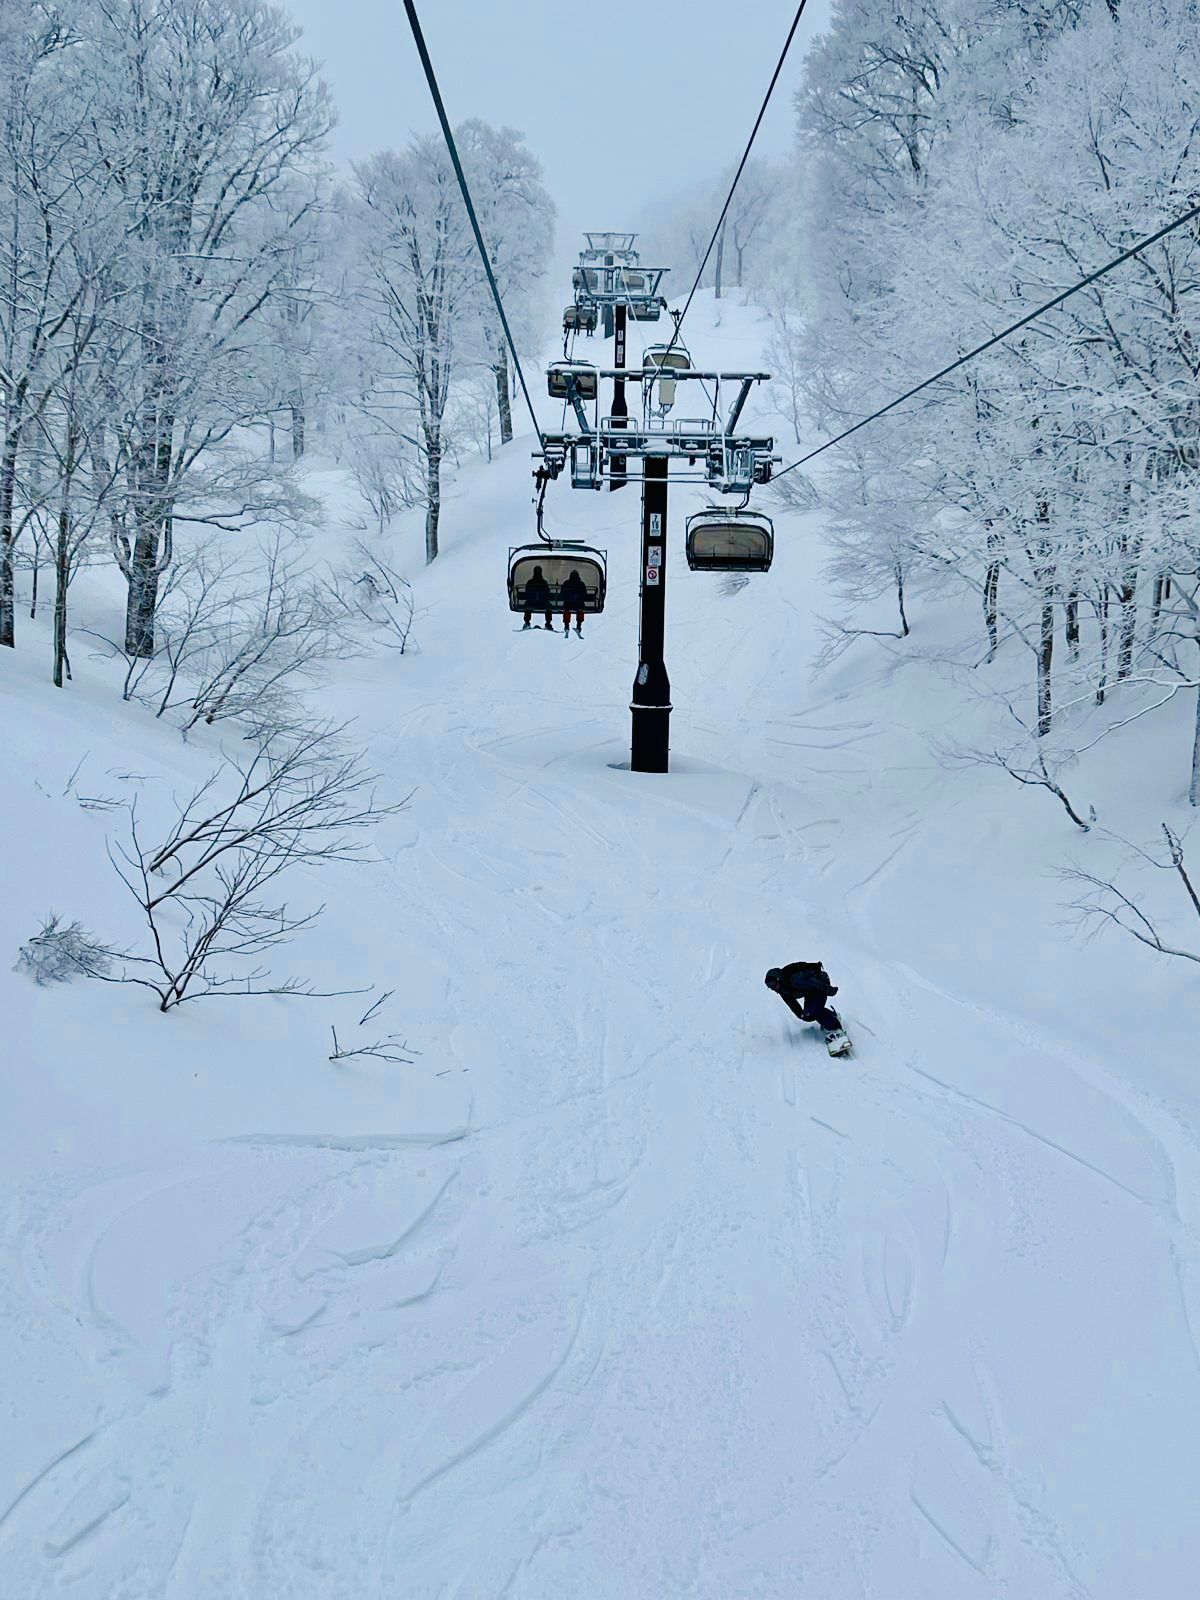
[774,961,836,1004]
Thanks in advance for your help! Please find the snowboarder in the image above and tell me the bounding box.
[560,568,588,636]
[765,961,851,1057]
[522,565,554,630]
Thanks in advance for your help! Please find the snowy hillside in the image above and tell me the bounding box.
[3,291,1200,1599]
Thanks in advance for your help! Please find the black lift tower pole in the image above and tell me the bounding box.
[631,454,671,772]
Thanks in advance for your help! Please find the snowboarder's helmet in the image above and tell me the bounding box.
[764,968,782,990]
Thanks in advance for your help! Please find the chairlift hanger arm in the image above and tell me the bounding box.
[566,383,592,434]
[725,378,755,436]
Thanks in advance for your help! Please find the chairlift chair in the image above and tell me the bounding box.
[563,303,598,334]
[547,360,599,401]
[644,344,691,410]
[508,545,608,614]
[630,298,663,322]
[685,508,774,573]
[570,441,603,490]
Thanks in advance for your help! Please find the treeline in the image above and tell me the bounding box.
[773,0,1200,803]
[0,0,554,689]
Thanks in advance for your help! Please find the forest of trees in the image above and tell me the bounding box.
[0,0,555,688]
[767,0,1200,806]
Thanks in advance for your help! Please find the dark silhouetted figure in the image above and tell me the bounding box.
[560,568,588,636]
[765,961,845,1042]
[522,565,554,630]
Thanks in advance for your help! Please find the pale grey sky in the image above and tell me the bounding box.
[284,0,831,266]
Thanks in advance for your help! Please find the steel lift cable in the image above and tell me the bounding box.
[665,0,811,362]
[401,0,547,454]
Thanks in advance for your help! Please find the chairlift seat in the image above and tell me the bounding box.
[685,509,774,573]
[630,299,662,322]
[547,360,598,401]
[508,545,608,613]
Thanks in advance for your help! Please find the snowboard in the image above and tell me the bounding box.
[824,1028,852,1058]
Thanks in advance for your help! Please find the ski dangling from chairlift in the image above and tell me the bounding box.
[685,507,774,573]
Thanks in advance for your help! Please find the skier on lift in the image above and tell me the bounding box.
[560,568,588,636]
[521,565,554,630]
[765,961,851,1057]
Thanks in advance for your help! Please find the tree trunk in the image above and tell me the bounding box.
[0,417,24,648]
[1065,589,1080,658]
[290,399,305,459]
[983,558,1000,662]
[125,517,164,657]
[894,561,910,637]
[1191,653,1200,807]
[1037,583,1054,737]
[494,342,513,447]
[424,428,441,564]
[52,418,79,688]
[1116,461,1139,680]
[123,416,174,657]
[1095,585,1110,706]
[713,218,726,301]
[53,513,71,689]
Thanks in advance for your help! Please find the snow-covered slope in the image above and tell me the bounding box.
[2,295,1199,1598]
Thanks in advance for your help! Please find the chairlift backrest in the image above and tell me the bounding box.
[685,509,774,573]
[508,546,608,613]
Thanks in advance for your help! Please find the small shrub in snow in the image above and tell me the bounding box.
[16,915,114,985]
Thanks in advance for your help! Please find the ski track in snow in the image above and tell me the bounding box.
[5,307,1200,1596]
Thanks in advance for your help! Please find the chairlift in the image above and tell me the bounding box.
[547,360,598,401]
[570,441,603,490]
[508,544,608,614]
[706,442,757,495]
[644,344,691,410]
[563,302,598,334]
[685,508,774,573]
[630,298,663,322]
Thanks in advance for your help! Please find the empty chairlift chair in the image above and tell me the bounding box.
[508,546,608,617]
[547,360,599,401]
[684,508,774,573]
[644,344,691,410]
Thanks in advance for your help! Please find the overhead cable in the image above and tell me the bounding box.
[775,199,1200,480]
[401,0,547,452]
[670,0,811,354]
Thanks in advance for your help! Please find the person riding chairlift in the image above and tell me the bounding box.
[560,568,588,636]
[522,565,554,630]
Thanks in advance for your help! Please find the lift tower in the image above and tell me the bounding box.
[537,362,778,773]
